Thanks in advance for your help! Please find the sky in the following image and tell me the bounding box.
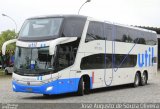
[0,0,160,33]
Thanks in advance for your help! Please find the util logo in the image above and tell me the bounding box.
[138,47,154,67]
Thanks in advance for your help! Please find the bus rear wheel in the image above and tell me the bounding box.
[140,72,147,86]
[133,73,140,87]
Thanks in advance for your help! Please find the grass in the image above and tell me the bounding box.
[0,69,5,76]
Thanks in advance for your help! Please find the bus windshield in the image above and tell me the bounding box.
[19,18,63,38]
[14,47,54,75]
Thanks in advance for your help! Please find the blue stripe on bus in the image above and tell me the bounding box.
[12,78,81,95]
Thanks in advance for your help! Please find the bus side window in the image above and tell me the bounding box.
[104,23,112,41]
[85,21,104,42]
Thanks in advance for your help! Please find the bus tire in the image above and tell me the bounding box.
[133,73,140,87]
[140,72,147,86]
[78,77,84,96]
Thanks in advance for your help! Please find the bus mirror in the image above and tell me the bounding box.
[2,39,17,55]
[49,37,77,55]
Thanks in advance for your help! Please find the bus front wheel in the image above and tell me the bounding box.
[133,73,140,87]
[78,77,84,96]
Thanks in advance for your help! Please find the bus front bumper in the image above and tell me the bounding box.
[12,78,80,95]
[12,80,59,94]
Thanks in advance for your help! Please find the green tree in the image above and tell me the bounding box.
[0,30,17,51]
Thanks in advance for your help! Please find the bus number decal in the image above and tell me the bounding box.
[37,76,42,80]
[28,42,37,48]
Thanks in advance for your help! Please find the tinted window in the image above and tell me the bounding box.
[104,23,112,40]
[113,54,137,68]
[80,54,105,69]
[80,54,137,70]
[137,31,146,44]
[115,26,135,43]
[85,21,104,42]
[115,26,126,42]
[62,17,86,37]
[145,32,157,45]
[19,18,63,37]
[54,39,80,72]
[85,21,157,45]
[114,25,157,45]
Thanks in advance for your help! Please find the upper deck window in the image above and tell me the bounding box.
[62,17,86,37]
[19,18,63,38]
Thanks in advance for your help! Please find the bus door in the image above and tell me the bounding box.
[57,45,77,92]
[68,46,77,91]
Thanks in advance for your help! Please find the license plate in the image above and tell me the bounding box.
[26,88,33,92]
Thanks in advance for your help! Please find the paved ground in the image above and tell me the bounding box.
[0,72,160,104]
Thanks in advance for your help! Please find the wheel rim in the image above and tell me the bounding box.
[135,74,139,86]
[82,81,85,91]
[142,74,147,84]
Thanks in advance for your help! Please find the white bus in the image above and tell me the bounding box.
[2,15,157,96]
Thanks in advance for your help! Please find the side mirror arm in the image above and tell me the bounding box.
[49,37,77,55]
[2,39,17,55]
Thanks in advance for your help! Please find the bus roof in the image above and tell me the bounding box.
[27,14,87,20]
[27,14,157,34]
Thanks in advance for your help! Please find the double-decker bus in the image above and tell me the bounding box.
[2,15,157,96]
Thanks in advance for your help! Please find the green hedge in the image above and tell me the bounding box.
[0,69,4,75]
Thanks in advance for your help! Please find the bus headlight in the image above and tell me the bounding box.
[46,86,53,91]
[12,84,16,89]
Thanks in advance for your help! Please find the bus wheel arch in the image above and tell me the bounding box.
[140,70,148,86]
[77,75,90,96]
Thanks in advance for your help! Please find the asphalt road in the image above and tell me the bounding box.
[1,72,160,108]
